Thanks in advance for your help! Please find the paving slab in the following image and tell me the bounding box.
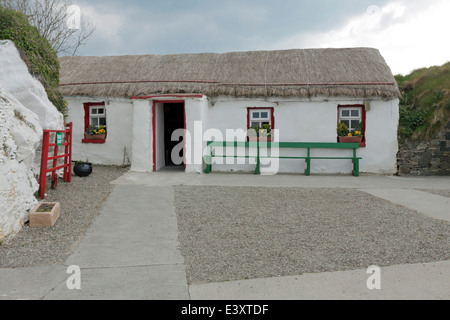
[0,265,67,300]
[45,264,188,300]
[65,185,185,268]
[189,260,450,300]
[362,189,450,222]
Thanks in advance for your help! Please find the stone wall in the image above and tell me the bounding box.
[397,121,450,176]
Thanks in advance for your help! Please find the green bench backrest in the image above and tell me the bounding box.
[207,141,360,149]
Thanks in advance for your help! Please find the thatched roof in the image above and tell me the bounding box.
[59,48,400,99]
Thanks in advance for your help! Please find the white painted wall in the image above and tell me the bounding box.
[131,99,153,172]
[203,96,399,175]
[185,96,209,174]
[65,94,399,175]
[65,96,134,165]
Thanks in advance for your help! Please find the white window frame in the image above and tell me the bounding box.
[339,107,362,131]
[89,105,107,128]
[249,109,272,128]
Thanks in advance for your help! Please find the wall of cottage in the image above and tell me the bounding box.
[65,96,134,166]
[205,96,399,175]
[397,121,450,176]
[65,95,400,175]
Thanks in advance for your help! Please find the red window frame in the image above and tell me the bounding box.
[337,104,366,147]
[82,102,106,144]
[247,107,275,140]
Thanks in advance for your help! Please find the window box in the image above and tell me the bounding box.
[338,136,363,143]
[84,133,106,140]
[248,136,273,142]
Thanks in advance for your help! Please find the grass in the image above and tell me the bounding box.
[395,62,450,141]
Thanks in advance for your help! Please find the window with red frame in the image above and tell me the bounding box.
[83,102,107,143]
[247,107,275,140]
[337,105,366,145]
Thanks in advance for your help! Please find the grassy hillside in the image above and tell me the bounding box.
[395,62,450,142]
[0,5,67,116]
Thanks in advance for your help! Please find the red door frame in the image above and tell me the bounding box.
[152,100,186,171]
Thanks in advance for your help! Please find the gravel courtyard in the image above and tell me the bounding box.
[1,167,449,287]
[174,186,450,284]
[0,166,129,267]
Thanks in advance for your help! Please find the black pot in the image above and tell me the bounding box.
[73,162,93,177]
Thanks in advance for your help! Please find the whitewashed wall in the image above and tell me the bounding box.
[65,95,399,175]
[204,96,399,175]
[65,96,134,166]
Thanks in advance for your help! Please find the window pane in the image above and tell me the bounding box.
[251,122,260,128]
[341,110,350,117]
[350,121,361,130]
[341,120,350,128]
[91,118,99,126]
[351,110,360,117]
[260,112,268,119]
[99,117,107,126]
[252,112,260,119]
[91,109,98,115]
[98,108,105,115]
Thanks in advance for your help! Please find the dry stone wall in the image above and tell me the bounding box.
[397,121,450,176]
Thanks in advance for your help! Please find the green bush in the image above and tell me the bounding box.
[0,6,67,116]
[395,62,450,141]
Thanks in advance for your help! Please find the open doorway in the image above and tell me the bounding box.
[164,103,184,167]
[153,101,185,171]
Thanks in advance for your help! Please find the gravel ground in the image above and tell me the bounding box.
[174,186,450,284]
[0,165,129,268]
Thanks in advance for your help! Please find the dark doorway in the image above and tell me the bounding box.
[164,103,184,167]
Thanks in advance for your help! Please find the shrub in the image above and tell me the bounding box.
[0,6,67,116]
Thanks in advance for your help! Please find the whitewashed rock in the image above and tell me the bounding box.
[0,40,64,131]
[0,87,43,241]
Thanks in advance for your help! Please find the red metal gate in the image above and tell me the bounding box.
[38,122,73,199]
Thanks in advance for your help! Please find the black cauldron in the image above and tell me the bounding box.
[73,162,93,177]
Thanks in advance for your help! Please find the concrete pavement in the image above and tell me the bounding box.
[0,171,449,300]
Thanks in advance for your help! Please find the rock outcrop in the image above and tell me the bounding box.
[0,87,43,240]
[0,40,64,240]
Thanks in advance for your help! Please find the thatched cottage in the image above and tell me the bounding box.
[59,47,401,175]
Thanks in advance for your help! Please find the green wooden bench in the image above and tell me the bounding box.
[205,141,362,176]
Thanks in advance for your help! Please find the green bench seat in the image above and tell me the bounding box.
[205,141,362,177]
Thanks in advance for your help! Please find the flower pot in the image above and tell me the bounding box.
[339,136,363,143]
[84,133,106,140]
[30,202,60,228]
[248,137,273,142]
[73,162,93,177]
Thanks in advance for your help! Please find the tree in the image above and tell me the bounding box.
[0,0,95,55]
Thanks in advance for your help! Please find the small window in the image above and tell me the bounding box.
[83,102,107,144]
[249,109,272,129]
[339,107,361,131]
[337,105,366,146]
[90,106,107,128]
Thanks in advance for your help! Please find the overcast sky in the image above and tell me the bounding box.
[73,0,450,75]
